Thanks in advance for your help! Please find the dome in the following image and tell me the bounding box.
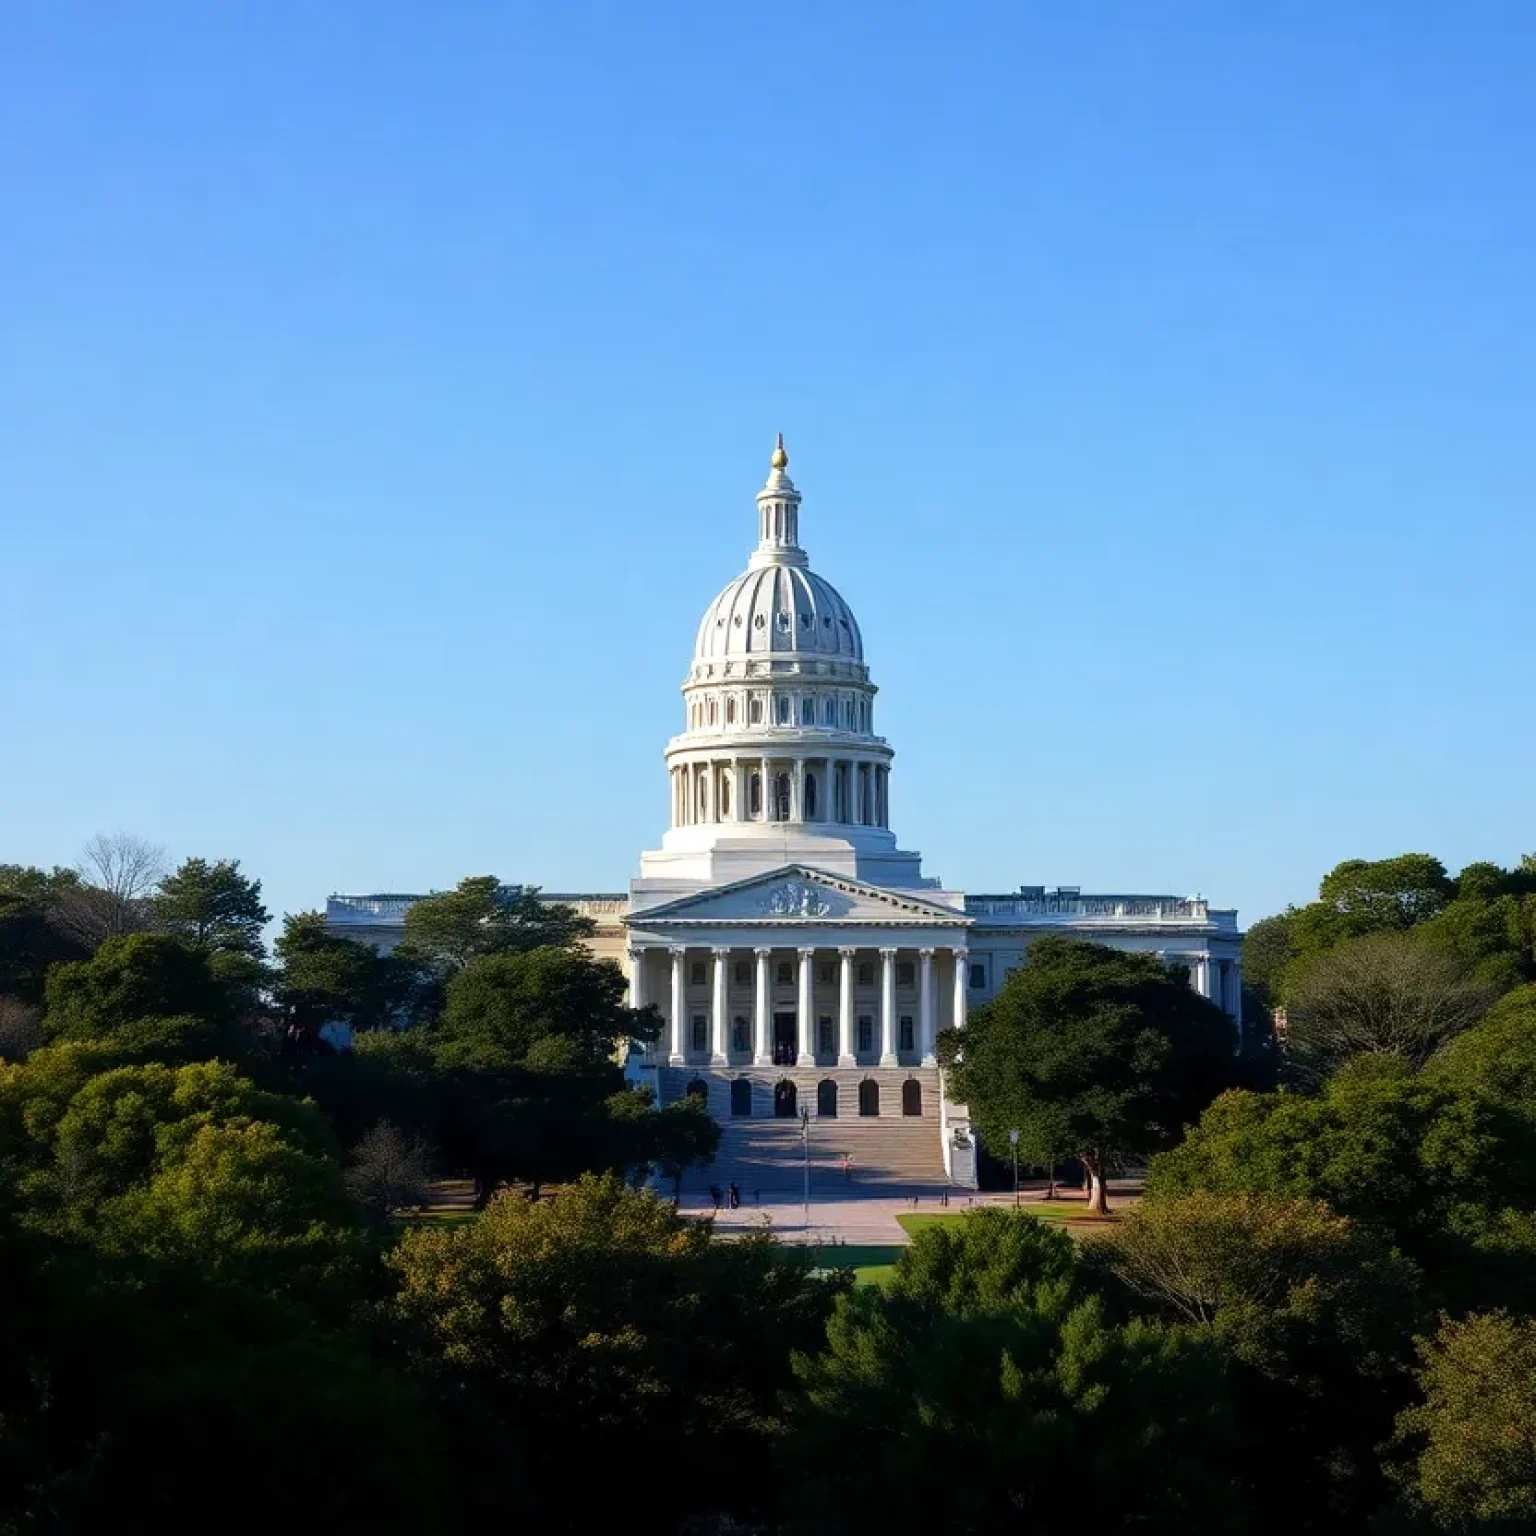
[694,564,863,664]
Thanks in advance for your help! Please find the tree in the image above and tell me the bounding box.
[396,877,595,977]
[1282,932,1494,1087]
[1430,983,1536,1120]
[1241,912,1298,1010]
[0,998,42,1062]
[1147,1058,1536,1314]
[435,945,656,1072]
[51,832,166,949]
[153,857,270,957]
[1392,1312,1536,1528]
[274,911,413,1035]
[345,1121,432,1216]
[43,933,233,1046]
[636,1094,721,1198]
[0,864,88,1002]
[1093,1192,1424,1530]
[785,1209,1239,1534]
[385,1173,841,1530]
[945,937,1237,1212]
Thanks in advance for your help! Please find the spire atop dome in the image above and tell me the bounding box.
[753,434,804,567]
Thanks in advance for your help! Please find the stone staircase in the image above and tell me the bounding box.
[657,1066,947,1197]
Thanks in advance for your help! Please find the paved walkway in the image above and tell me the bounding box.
[681,1181,1141,1244]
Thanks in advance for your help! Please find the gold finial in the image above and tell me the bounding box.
[770,432,788,470]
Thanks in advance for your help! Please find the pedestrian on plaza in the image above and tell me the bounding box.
[709,1184,722,1212]
[728,1181,740,1209]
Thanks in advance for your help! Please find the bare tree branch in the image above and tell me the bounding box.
[52,832,168,948]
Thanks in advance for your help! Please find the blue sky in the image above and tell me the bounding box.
[3,2,1533,933]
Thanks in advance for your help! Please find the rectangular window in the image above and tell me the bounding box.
[899,1016,914,1052]
[969,963,987,990]
[817,1017,833,1054]
[857,963,874,986]
[733,961,751,986]
[857,1015,873,1053]
[777,962,793,986]
[817,963,835,985]
[690,961,706,986]
[896,961,915,988]
[731,1017,749,1052]
[691,1015,707,1052]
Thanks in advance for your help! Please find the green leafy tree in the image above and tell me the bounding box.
[274,911,413,1034]
[1392,1311,1536,1529]
[1430,983,1536,1119]
[945,937,1237,1212]
[1147,1058,1536,1313]
[1282,932,1494,1087]
[385,1172,840,1530]
[44,933,234,1046]
[635,1093,721,1198]
[396,877,595,977]
[0,864,88,1003]
[1241,912,1298,1010]
[435,944,657,1071]
[786,1209,1239,1534]
[1093,1192,1424,1530]
[152,856,270,957]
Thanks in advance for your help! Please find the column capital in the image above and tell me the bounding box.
[797,945,816,958]
[918,946,935,959]
[879,945,898,958]
[838,945,858,958]
[711,945,731,958]
[950,945,969,960]
[753,945,773,958]
[668,945,688,958]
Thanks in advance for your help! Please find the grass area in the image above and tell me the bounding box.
[398,1209,478,1230]
[811,1243,905,1288]
[898,1204,1116,1238]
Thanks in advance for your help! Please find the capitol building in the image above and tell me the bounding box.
[328,439,1243,1187]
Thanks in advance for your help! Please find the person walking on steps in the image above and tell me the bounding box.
[727,1181,740,1209]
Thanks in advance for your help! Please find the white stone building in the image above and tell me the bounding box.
[327,439,1243,1187]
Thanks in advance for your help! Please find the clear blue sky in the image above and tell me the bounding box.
[3,2,1533,934]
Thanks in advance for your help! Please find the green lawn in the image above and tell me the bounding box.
[898,1204,1113,1237]
[811,1243,904,1287]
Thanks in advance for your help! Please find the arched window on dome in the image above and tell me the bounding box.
[726,696,737,725]
[823,697,835,725]
[696,774,709,822]
[749,772,762,819]
[776,695,790,725]
[749,696,763,725]
[707,698,717,726]
[720,773,731,819]
[774,772,791,822]
[801,697,814,725]
[804,772,818,820]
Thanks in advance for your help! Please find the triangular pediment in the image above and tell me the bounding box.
[633,866,969,926]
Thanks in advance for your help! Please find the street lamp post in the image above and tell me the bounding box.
[801,1105,811,1233]
[1008,1128,1021,1210]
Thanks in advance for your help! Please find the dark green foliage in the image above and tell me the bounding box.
[387,1173,842,1531]
[786,1209,1239,1534]
[946,937,1237,1209]
[0,864,88,1003]
[1147,1059,1536,1314]
[396,876,596,977]
[44,933,233,1044]
[1430,984,1536,1118]
[152,856,270,957]
[273,910,415,1033]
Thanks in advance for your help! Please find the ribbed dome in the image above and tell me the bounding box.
[694,564,863,663]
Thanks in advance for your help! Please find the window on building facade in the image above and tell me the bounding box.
[970,963,987,990]
[774,772,791,821]
[777,961,793,986]
[776,695,790,724]
[691,1016,707,1052]
[733,961,750,986]
[857,1016,873,1053]
[731,1017,749,1053]
[726,697,737,724]
[690,961,706,986]
[749,697,763,724]
[899,1016,914,1052]
[896,961,915,988]
[749,772,761,816]
[857,962,873,986]
[817,1017,833,1055]
[817,962,834,985]
[719,777,731,817]
[804,772,818,818]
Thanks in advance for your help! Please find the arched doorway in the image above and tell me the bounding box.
[902,1078,922,1117]
[817,1078,838,1117]
[730,1077,752,1117]
[774,1079,798,1118]
[686,1078,708,1103]
[858,1078,880,1117]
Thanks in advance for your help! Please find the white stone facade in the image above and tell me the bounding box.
[325,439,1243,1179]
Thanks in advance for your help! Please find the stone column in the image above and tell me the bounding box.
[851,763,864,826]
[711,947,729,1064]
[879,946,897,1066]
[1229,960,1243,1020]
[951,947,969,1032]
[669,947,686,1064]
[838,946,856,1066]
[732,759,744,821]
[753,947,772,1065]
[760,756,771,821]
[797,947,815,1066]
[1193,956,1210,999]
[627,946,646,1011]
[919,947,935,1065]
